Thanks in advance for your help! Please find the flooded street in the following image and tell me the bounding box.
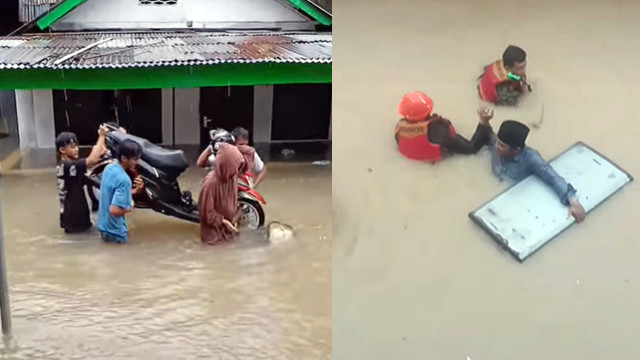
[333,0,640,359]
[0,163,331,359]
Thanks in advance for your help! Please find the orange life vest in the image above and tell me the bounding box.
[477,60,522,103]
[395,117,456,162]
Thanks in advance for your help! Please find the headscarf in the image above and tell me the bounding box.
[198,144,247,245]
[236,144,256,173]
[214,143,247,180]
[497,120,530,148]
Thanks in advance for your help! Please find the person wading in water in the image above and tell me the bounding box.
[478,45,531,106]
[478,110,586,222]
[198,143,249,245]
[394,91,494,162]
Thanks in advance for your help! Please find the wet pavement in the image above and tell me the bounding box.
[0,163,331,359]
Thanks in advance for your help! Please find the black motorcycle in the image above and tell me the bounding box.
[86,124,266,228]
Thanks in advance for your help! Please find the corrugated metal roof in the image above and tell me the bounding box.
[0,32,332,70]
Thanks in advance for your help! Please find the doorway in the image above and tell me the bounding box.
[53,90,110,145]
[199,86,254,150]
[271,83,331,141]
[53,89,162,145]
[114,89,162,143]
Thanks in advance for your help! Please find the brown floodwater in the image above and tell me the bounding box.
[332,0,640,359]
[0,163,331,359]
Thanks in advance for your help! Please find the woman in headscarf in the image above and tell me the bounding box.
[198,143,248,245]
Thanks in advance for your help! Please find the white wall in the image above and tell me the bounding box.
[174,88,200,145]
[253,85,273,143]
[33,90,55,148]
[15,90,35,149]
[162,88,201,146]
[15,90,56,149]
[161,88,173,145]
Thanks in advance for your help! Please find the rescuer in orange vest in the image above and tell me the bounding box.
[394,91,494,162]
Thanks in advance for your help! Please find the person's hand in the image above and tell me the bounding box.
[477,107,494,125]
[568,198,586,223]
[98,125,108,137]
[222,219,238,233]
[132,176,144,195]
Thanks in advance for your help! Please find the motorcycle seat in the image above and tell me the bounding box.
[111,132,188,171]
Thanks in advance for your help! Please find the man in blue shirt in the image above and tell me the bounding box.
[98,139,144,243]
[478,108,586,222]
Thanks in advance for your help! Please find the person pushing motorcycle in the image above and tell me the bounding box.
[56,126,108,233]
[196,128,267,188]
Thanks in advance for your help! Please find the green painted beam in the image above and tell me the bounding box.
[0,63,331,90]
[284,0,332,26]
[36,0,87,30]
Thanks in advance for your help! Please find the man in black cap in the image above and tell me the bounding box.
[479,109,586,222]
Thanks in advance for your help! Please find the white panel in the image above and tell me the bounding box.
[470,142,633,262]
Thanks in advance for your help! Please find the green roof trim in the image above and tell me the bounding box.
[0,62,331,90]
[36,0,88,30]
[284,0,332,26]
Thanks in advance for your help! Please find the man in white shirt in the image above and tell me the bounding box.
[196,127,268,188]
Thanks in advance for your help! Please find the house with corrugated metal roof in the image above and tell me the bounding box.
[0,0,331,168]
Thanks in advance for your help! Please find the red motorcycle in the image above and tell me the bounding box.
[236,172,266,229]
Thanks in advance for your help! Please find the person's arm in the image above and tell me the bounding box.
[252,153,267,187]
[526,150,577,206]
[196,146,213,168]
[131,176,144,196]
[433,109,494,155]
[528,151,586,221]
[109,179,133,217]
[86,127,107,168]
[439,123,493,155]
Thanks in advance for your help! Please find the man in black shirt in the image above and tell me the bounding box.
[56,127,107,233]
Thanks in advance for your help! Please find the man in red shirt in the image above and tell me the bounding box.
[478,45,531,106]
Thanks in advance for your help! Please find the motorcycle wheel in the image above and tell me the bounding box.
[238,198,265,230]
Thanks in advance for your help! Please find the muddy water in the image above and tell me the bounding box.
[0,163,331,359]
[333,0,640,359]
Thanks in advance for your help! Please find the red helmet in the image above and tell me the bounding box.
[398,91,434,122]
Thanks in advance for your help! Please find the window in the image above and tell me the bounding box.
[139,0,177,5]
